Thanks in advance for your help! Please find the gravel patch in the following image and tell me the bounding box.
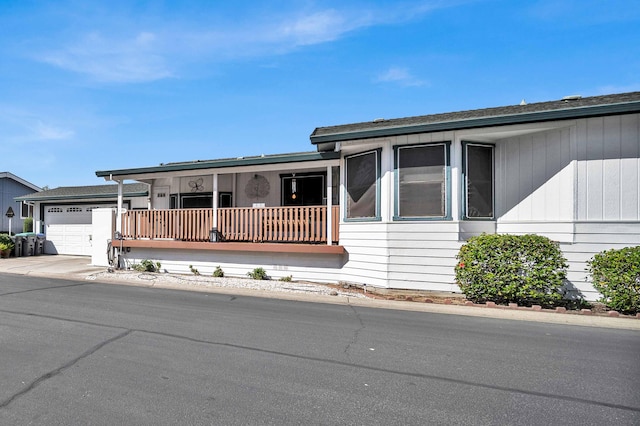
[87,270,365,298]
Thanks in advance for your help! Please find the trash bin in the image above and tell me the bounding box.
[13,235,24,257]
[35,234,46,255]
[22,234,36,257]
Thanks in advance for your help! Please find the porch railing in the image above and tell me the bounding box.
[121,206,340,244]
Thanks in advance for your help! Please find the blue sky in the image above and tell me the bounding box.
[1,0,639,188]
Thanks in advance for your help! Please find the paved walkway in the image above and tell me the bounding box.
[0,254,638,330]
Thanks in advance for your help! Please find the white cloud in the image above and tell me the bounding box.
[31,2,455,83]
[35,121,75,140]
[0,106,75,144]
[375,67,427,87]
[276,9,371,46]
[40,31,173,83]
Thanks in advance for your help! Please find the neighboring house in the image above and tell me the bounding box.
[15,184,149,255]
[0,172,41,234]
[94,91,640,301]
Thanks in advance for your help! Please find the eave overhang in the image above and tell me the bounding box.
[15,191,149,203]
[96,151,341,179]
[310,101,640,146]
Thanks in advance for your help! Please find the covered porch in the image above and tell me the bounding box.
[96,151,343,254]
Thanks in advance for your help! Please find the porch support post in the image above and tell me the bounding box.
[326,165,332,245]
[451,138,462,220]
[147,183,152,210]
[212,173,218,228]
[33,203,42,234]
[116,179,123,234]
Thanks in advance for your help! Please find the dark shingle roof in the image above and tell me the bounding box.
[310,91,640,144]
[15,183,148,202]
[96,151,340,178]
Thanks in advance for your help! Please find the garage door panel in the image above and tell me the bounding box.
[44,204,116,256]
[45,224,93,256]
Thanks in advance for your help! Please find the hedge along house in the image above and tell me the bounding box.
[95,92,640,300]
[310,91,640,301]
[15,184,149,255]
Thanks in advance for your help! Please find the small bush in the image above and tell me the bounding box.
[189,265,200,276]
[213,266,224,278]
[587,246,640,315]
[133,259,161,272]
[247,267,269,280]
[23,218,33,233]
[279,275,292,282]
[0,234,13,249]
[455,234,568,307]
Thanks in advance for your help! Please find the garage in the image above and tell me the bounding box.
[14,183,149,256]
[44,205,114,255]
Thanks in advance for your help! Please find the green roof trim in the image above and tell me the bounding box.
[96,151,340,178]
[310,92,640,144]
[15,183,148,202]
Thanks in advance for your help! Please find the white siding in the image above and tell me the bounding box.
[496,221,575,243]
[560,222,640,301]
[124,248,345,284]
[497,127,574,221]
[338,221,463,292]
[576,114,640,220]
[338,222,390,288]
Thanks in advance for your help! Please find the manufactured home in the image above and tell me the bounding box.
[94,92,640,300]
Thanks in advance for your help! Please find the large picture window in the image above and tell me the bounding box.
[395,143,449,219]
[345,150,380,220]
[463,143,494,219]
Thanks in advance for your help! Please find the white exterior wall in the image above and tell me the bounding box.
[386,222,463,292]
[337,132,465,291]
[91,208,115,266]
[121,248,345,284]
[576,114,640,221]
[493,115,640,300]
[496,127,574,223]
[335,114,639,300]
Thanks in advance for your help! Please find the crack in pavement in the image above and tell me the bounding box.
[343,304,365,361]
[1,309,639,415]
[0,330,132,409]
[0,282,92,297]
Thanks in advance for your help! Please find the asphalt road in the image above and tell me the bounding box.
[0,273,638,425]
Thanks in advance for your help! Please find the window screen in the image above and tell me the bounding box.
[396,144,447,218]
[346,151,379,219]
[465,144,494,218]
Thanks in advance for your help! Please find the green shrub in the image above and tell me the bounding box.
[0,234,13,248]
[213,266,224,278]
[133,259,161,272]
[455,234,568,307]
[247,267,269,280]
[189,265,200,276]
[23,217,33,233]
[587,246,640,315]
[279,275,292,282]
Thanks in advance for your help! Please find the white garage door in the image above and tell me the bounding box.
[45,205,113,256]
